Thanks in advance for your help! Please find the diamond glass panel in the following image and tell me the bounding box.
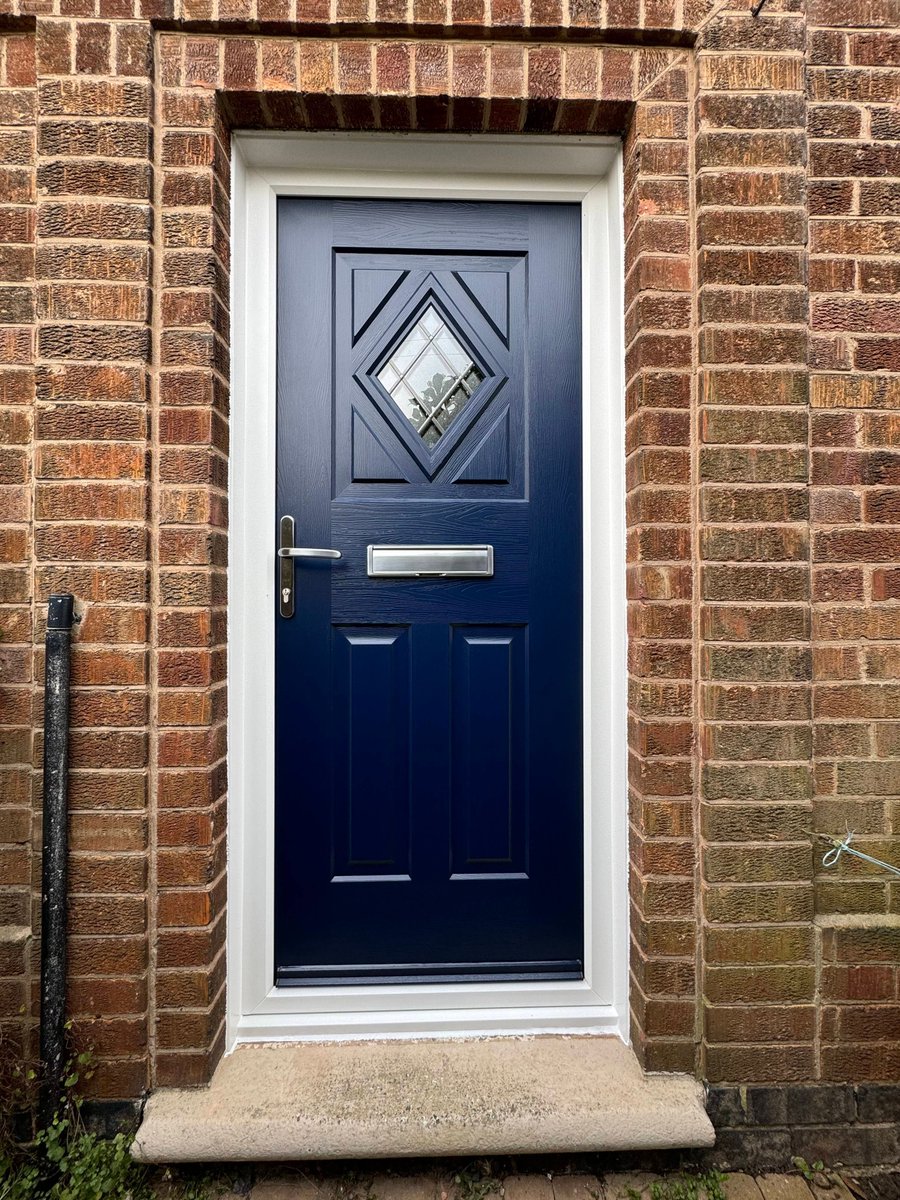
[377,306,485,450]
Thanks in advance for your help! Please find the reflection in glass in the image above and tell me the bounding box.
[377,306,484,449]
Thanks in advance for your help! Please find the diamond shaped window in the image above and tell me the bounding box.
[377,306,485,450]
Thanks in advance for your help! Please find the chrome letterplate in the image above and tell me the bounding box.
[367,544,494,578]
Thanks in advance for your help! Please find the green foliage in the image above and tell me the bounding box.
[623,1171,728,1200]
[0,1039,148,1200]
[452,1162,501,1200]
[791,1158,825,1184]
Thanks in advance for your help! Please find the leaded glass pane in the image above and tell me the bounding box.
[377,306,484,446]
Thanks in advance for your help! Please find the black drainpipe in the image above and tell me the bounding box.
[39,593,75,1128]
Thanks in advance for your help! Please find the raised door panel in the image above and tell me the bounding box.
[331,626,411,880]
[450,626,527,879]
[334,252,526,499]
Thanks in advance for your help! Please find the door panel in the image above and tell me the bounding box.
[450,626,527,879]
[331,626,411,881]
[275,198,583,987]
[334,251,525,499]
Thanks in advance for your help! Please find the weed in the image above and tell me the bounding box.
[622,1171,728,1200]
[0,1032,148,1200]
[791,1159,825,1184]
[452,1162,501,1200]
[657,1174,725,1200]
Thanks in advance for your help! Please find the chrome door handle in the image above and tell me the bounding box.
[278,547,341,559]
[279,516,341,618]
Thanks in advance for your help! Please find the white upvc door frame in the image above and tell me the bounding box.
[227,132,627,1047]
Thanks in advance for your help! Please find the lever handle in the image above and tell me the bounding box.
[279,516,340,618]
[278,547,341,560]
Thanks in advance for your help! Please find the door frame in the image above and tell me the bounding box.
[227,132,627,1047]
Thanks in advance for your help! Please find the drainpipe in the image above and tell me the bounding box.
[39,593,75,1128]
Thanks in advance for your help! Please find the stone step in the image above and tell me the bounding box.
[133,1035,714,1163]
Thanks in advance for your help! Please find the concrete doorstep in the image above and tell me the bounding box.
[133,1036,714,1162]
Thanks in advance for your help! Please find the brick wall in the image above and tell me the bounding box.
[695,0,815,1084]
[34,57,154,1098]
[154,53,230,1087]
[624,51,697,1074]
[0,0,898,1133]
[0,26,35,1078]
[806,1,900,1085]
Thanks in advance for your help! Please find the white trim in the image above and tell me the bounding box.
[228,133,627,1047]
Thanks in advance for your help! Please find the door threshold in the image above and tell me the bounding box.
[132,1035,713,1162]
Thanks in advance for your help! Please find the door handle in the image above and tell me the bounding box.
[279,516,341,619]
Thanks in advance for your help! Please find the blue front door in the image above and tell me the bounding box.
[274,199,583,986]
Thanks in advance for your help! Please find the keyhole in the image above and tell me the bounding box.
[282,588,291,604]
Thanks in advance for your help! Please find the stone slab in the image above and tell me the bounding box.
[723,1174,765,1200]
[602,1175,663,1200]
[757,1178,814,1200]
[133,1036,714,1162]
[550,1175,603,1200]
[251,1181,323,1200]
[503,1176,555,1200]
